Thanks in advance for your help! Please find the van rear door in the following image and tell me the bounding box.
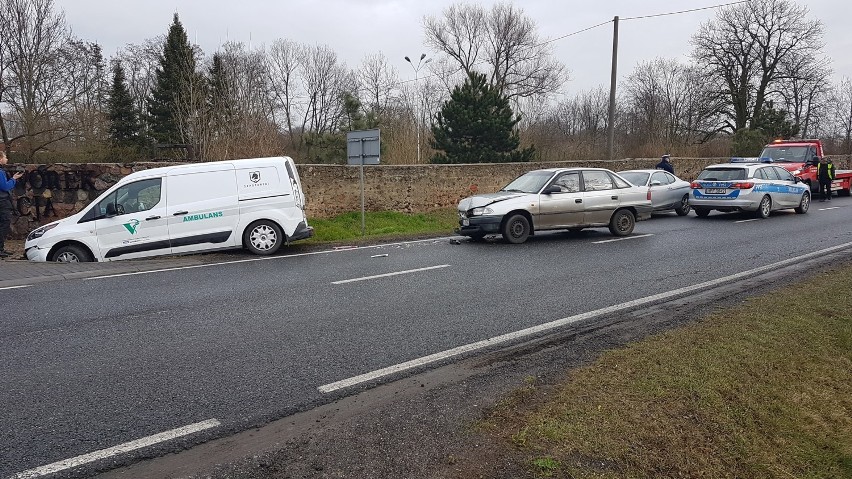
[166,165,239,254]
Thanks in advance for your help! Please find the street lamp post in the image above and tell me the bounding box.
[405,53,431,164]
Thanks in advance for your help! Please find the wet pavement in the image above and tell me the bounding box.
[0,240,209,289]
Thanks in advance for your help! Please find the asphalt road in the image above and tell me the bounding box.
[2,199,851,478]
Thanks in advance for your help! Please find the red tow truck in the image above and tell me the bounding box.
[732,139,852,197]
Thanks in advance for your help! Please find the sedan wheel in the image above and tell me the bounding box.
[795,192,810,214]
[675,195,691,216]
[608,209,635,236]
[755,195,771,219]
[501,214,530,244]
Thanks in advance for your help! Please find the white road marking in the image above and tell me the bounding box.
[10,419,220,479]
[818,207,840,211]
[85,237,452,281]
[592,234,653,244]
[318,240,852,394]
[0,285,31,291]
[734,218,761,223]
[331,265,450,285]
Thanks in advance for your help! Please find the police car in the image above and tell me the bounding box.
[690,162,810,218]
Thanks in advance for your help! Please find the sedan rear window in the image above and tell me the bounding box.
[697,168,747,181]
[619,172,649,186]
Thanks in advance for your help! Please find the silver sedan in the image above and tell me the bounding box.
[457,167,653,243]
[618,169,692,216]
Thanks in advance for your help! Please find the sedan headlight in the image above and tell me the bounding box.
[27,223,58,241]
[470,207,493,216]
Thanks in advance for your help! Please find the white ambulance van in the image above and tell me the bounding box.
[24,157,314,262]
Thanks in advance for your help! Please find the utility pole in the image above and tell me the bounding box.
[405,53,432,163]
[607,16,619,161]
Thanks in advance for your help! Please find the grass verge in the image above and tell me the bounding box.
[481,266,852,478]
[303,209,458,243]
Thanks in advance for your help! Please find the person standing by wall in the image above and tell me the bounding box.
[0,151,24,257]
[656,154,675,175]
[816,156,835,202]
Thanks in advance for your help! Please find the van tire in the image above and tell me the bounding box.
[53,244,93,263]
[244,220,284,255]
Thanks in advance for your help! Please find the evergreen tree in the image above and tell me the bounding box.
[430,72,534,164]
[147,13,198,145]
[107,62,141,147]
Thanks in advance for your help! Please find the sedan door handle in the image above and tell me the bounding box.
[145,215,161,221]
[575,198,582,203]
[172,211,189,216]
[611,195,618,200]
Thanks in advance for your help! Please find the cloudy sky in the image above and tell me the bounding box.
[54,0,851,94]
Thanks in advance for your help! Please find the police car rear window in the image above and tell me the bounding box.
[697,168,746,181]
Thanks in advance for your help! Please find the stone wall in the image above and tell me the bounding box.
[6,155,850,239]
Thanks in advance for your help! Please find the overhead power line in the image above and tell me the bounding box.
[621,0,751,21]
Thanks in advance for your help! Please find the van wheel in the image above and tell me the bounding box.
[244,220,284,255]
[53,244,93,263]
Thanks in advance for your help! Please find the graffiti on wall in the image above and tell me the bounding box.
[13,168,99,220]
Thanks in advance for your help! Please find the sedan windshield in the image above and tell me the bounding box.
[501,170,554,193]
[618,172,650,186]
[697,168,747,181]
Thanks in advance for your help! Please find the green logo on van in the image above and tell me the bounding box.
[183,211,224,222]
[123,219,140,234]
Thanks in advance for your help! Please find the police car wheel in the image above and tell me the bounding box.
[244,220,284,255]
[755,196,771,219]
[53,244,93,263]
[795,192,810,214]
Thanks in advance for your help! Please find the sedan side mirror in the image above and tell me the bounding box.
[542,185,561,194]
[650,180,662,186]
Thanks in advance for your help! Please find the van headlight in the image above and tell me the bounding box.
[470,207,493,216]
[27,223,58,241]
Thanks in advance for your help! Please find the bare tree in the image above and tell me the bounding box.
[832,78,852,155]
[115,37,165,135]
[625,58,723,149]
[774,50,832,138]
[357,52,399,121]
[691,0,824,133]
[424,2,566,102]
[0,0,98,158]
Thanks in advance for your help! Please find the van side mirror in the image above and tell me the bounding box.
[105,202,117,217]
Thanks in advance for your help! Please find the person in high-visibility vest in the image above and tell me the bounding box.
[816,156,836,201]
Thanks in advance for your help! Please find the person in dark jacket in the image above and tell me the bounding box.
[816,156,835,202]
[656,154,674,174]
[0,151,24,257]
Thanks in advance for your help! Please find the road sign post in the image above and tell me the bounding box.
[346,129,381,236]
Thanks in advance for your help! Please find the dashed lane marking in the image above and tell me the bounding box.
[9,419,221,479]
